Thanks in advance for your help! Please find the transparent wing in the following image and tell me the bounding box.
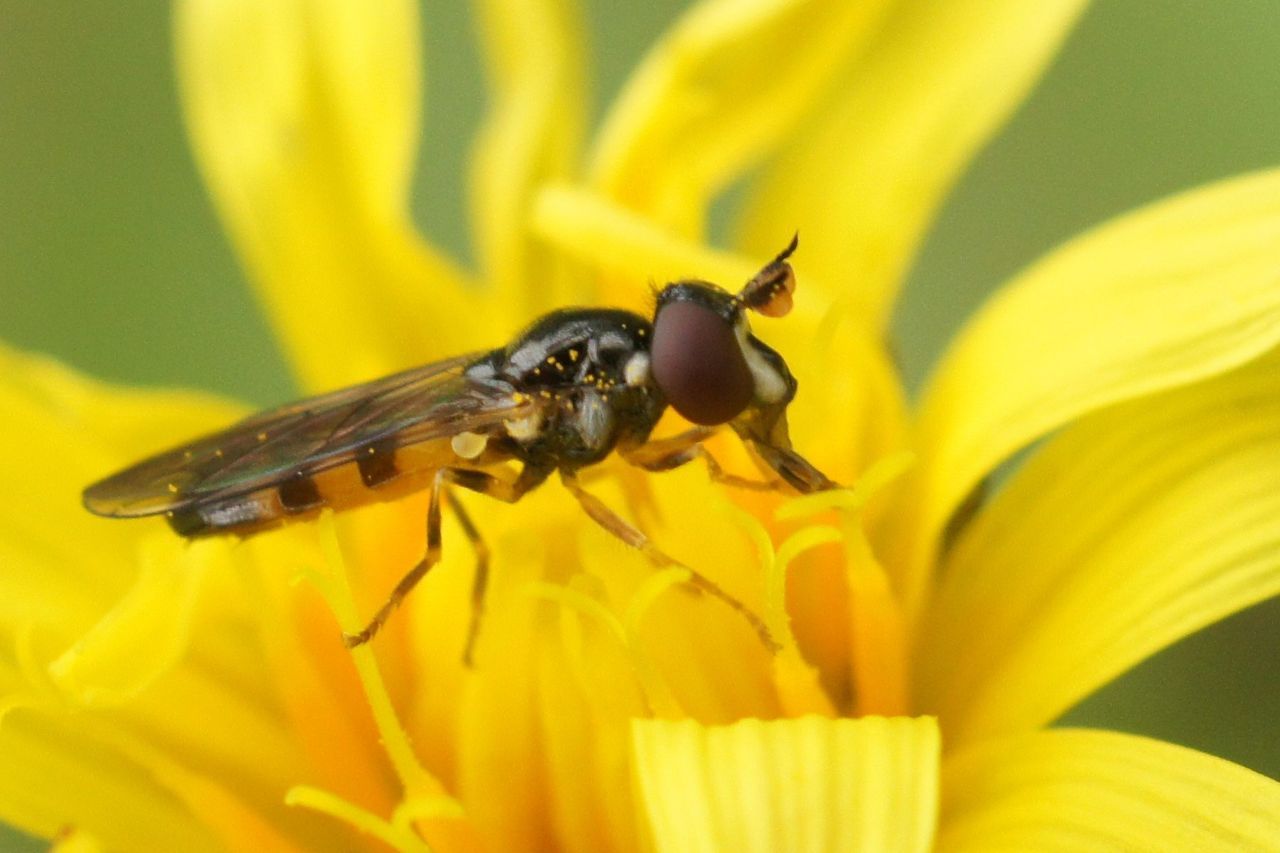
[84,353,536,517]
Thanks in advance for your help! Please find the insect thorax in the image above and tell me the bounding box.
[467,308,665,468]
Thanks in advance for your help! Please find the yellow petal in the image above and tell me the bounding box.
[737,0,1085,326]
[457,467,788,851]
[589,0,894,236]
[175,0,480,390]
[457,510,580,851]
[909,168,1280,606]
[50,827,103,853]
[917,346,1280,746]
[244,526,412,836]
[633,715,939,853]
[0,343,244,648]
[939,729,1280,851]
[470,0,588,316]
[0,710,220,852]
[0,348,347,848]
[532,184,764,310]
[47,535,214,706]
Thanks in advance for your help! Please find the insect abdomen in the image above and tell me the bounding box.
[167,439,457,538]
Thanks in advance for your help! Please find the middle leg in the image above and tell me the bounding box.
[559,469,779,652]
[445,487,490,667]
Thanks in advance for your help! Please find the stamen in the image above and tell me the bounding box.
[14,618,56,700]
[774,451,915,522]
[0,692,43,728]
[844,527,909,716]
[623,567,691,641]
[309,515,445,802]
[776,454,914,716]
[526,579,627,645]
[526,575,631,708]
[525,574,686,718]
[774,527,843,633]
[285,785,434,853]
[391,797,466,834]
[723,505,836,716]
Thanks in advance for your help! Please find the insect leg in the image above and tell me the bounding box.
[743,439,837,494]
[623,427,784,492]
[444,487,489,667]
[344,464,552,650]
[559,469,779,652]
[442,462,552,503]
[343,470,446,648]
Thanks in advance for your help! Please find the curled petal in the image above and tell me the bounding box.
[176,0,480,389]
[590,0,893,236]
[918,347,1280,745]
[737,0,1086,325]
[909,168,1280,606]
[939,729,1280,851]
[470,0,588,315]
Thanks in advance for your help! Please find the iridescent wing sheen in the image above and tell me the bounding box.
[83,352,535,518]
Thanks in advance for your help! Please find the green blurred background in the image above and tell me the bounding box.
[3,1,1279,848]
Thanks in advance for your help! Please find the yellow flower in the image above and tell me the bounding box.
[5,1,1280,851]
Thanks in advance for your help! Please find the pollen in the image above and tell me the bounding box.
[451,431,488,460]
[257,431,268,442]
[625,352,650,386]
[167,483,178,494]
[568,348,580,362]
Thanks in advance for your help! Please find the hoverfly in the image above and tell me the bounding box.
[83,237,836,660]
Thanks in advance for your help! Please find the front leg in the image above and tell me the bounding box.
[622,427,784,492]
[745,439,837,494]
[731,404,838,495]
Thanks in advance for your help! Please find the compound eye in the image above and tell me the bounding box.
[651,301,754,425]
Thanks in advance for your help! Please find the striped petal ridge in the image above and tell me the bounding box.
[633,715,940,853]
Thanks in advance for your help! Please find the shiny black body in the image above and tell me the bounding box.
[463,308,667,469]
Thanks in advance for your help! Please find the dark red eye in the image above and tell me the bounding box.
[651,300,753,425]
